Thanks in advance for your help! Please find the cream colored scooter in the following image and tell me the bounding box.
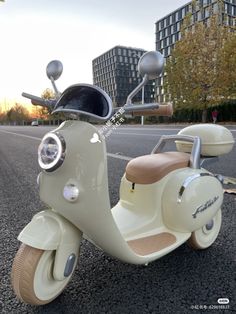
[11,52,235,305]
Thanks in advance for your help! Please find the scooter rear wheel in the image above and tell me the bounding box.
[11,244,75,305]
[188,209,222,250]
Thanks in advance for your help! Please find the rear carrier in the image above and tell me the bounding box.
[175,124,234,157]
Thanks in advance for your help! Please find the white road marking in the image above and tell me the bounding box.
[0,129,41,141]
[112,132,161,137]
[114,127,182,132]
[107,153,132,161]
[1,127,235,160]
[113,132,236,141]
[115,127,236,132]
[0,129,133,161]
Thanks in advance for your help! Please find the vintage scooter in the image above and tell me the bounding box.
[11,52,235,305]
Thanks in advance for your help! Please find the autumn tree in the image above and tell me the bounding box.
[6,103,30,124]
[31,88,55,121]
[164,1,236,122]
[35,88,64,125]
[37,88,55,120]
[0,107,5,123]
[219,33,236,99]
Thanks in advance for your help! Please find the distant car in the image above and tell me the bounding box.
[31,121,39,126]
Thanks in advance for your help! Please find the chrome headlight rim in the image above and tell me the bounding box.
[38,132,66,172]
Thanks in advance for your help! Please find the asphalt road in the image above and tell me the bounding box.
[0,124,235,314]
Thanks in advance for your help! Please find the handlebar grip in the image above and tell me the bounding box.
[22,92,56,108]
[132,103,173,117]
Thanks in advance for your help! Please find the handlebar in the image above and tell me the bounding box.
[22,90,173,119]
[131,103,173,117]
[122,103,159,112]
[22,92,56,108]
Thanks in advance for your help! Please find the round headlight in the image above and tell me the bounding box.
[38,132,66,171]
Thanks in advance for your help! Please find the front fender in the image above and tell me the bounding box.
[18,210,61,250]
[18,209,82,280]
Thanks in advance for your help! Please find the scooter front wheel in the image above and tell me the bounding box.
[188,209,222,250]
[11,244,75,305]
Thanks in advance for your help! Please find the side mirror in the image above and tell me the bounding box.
[126,51,164,105]
[46,60,63,81]
[46,60,63,97]
[138,51,164,80]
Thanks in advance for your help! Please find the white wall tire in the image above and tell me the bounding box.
[11,244,76,305]
[188,209,222,250]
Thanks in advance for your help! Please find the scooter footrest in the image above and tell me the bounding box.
[127,232,176,256]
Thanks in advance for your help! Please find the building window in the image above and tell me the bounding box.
[166,16,170,26]
[172,13,176,23]
[178,10,182,20]
[177,22,180,31]
[175,11,179,21]
[205,7,210,18]
[213,2,218,14]
[197,10,202,21]
[164,48,169,57]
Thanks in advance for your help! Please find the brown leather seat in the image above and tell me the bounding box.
[126,152,190,184]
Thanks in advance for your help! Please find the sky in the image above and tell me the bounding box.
[0,0,188,106]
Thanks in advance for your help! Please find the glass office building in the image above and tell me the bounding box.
[92,46,155,107]
[155,0,236,101]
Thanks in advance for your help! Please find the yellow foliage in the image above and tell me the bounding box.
[165,11,236,113]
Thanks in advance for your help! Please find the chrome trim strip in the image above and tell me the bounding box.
[177,173,214,203]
